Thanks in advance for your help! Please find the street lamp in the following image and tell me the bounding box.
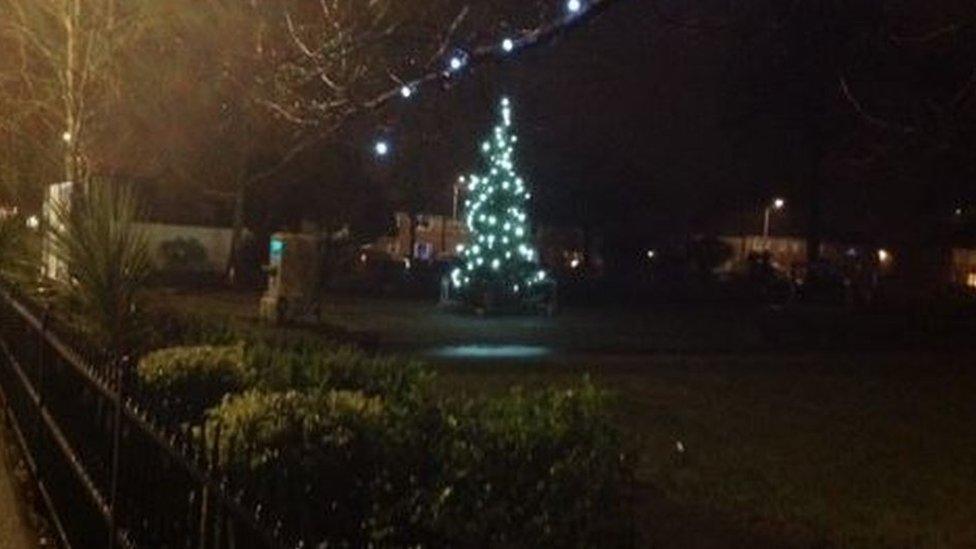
[763,197,786,240]
[453,176,464,221]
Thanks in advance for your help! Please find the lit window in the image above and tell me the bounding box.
[967,272,976,289]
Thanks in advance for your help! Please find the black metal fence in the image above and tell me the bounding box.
[0,286,293,549]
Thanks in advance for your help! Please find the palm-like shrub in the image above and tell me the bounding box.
[48,182,153,352]
[0,212,26,280]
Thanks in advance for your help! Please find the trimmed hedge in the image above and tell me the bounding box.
[206,381,634,547]
[247,343,433,401]
[136,343,250,423]
[435,384,633,546]
[208,389,388,543]
[143,308,635,546]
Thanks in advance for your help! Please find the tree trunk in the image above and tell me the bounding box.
[805,163,823,264]
[63,0,78,183]
[408,212,417,260]
[226,178,246,284]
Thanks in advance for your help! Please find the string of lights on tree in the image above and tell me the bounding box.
[372,0,612,157]
[366,0,614,303]
[450,97,547,297]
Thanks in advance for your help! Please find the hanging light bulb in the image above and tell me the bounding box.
[502,38,515,52]
[400,85,413,98]
[448,49,469,73]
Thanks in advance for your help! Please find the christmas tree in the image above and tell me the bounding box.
[451,97,547,305]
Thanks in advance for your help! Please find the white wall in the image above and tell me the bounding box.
[136,222,234,272]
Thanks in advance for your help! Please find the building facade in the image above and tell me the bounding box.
[950,248,976,289]
[370,212,596,272]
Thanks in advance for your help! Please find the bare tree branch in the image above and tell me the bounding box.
[839,76,915,134]
[425,5,471,69]
[258,0,625,185]
[950,68,976,109]
[890,22,967,45]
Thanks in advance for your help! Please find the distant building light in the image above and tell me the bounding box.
[26,215,39,230]
[647,249,656,259]
[773,197,786,210]
[400,85,413,98]
[567,0,583,14]
[968,272,976,289]
[877,248,891,264]
[501,38,515,52]
[570,258,581,269]
[374,140,390,156]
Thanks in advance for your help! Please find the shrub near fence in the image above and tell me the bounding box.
[2,288,636,548]
[154,335,634,547]
[204,381,634,548]
[0,287,292,548]
[137,344,250,423]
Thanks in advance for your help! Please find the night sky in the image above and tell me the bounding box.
[272,1,975,256]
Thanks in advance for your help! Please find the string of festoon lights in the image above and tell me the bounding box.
[371,0,610,157]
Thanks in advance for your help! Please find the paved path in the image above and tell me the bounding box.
[0,421,33,549]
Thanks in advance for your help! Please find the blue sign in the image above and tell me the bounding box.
[270,238,285,263]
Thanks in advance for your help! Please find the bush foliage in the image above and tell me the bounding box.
[436,384,633,546]
[206,380,633,547]
[142,308,634,546]
[158,237,209,272]
[247,343,433,400]
[137,343,249,423]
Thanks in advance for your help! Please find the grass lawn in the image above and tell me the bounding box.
[151,289,767,352]
[434,354,976,548]
[149,289,976,547]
